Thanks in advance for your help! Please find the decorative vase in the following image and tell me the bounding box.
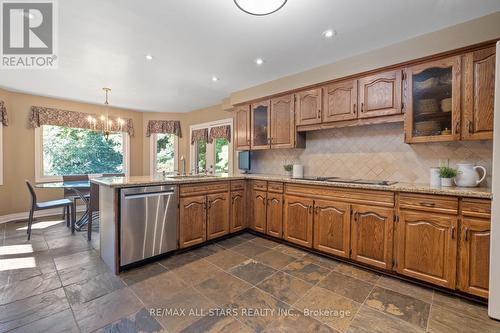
[454,163,486,187]
[440,177,453,187]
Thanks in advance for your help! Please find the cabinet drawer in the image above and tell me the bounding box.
[252,180,267,191]
[180,182,229,197]
[230,180,245,191]
[268,182,283,193]
[461,199,491,219]
[399,193,458,214]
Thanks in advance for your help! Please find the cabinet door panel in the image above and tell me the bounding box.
[266,192,283,238]
[207,192,229,239]
[351,205,393,270]
[270,95,295,148]
[459,217,490,298]
[323,80,358,122]
[284,195,313,248]
[252,190,267,233]
[235,105,251,150]
[179,196,206,248]
[313,200,350,258]
[462,47,495,140]
[230,191,246,233]
[296,89,322,126]
[396,211,457,288]
[251,100,270,150]
[358,70,402,119]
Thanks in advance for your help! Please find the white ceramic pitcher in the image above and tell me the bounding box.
[454,163,486,187]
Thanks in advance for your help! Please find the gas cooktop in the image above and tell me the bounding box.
[298,176,397,186]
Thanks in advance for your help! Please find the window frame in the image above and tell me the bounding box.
[0,125,3,186]
[149,132,179,176]
[189,118,233,175]
[35,126,130,183]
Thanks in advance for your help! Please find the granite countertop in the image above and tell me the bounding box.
[92,174,492,199]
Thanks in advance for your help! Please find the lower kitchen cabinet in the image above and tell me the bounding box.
[396,210,458,288]
[266,192,283,238]
[179,195,207,248]
[458,217,490,298]
[252,190,267,233]
[284,195,314,248]
[351,205,394,270]
[207,192,229,240]
[230,190,246,232]
[313,200,351,258]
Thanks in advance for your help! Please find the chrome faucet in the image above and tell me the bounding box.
[180,156,186,176]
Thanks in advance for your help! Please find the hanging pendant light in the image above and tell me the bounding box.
[102,88,112,140]
[234,0,287,16]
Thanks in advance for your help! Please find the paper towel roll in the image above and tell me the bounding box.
[292,164,304,179]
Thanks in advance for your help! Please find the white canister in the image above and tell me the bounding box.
[292,164,304,179]
[430,167,441,187]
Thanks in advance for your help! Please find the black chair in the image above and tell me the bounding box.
[26,180,74,240]
[62,175,90,226]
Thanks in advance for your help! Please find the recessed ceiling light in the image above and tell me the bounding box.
[255,58,264,66]
[212,76,219,82]
[323,29,336,38]
[145,54,153,61]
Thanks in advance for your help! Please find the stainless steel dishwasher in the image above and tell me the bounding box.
[120,185,178,266]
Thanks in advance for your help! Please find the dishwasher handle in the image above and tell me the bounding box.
[124,190,175,200]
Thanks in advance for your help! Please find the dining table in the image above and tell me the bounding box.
[35,180,91,231]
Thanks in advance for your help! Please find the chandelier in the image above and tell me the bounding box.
[87,88,124,140]
[234,0,287,16]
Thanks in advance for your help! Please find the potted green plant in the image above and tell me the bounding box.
[439,166,458,187]
[283,164,293,177]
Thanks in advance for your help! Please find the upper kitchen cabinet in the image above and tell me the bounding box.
[234,105,251,150]
[462,47,495,141]
[358,70,402,119]
[270,94,296,149]
[251,100,270,150]
[323,79,358,122]
[296,88,322,126]
[404,56,461,143]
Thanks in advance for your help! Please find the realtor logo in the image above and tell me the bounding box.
[1,0,58,68]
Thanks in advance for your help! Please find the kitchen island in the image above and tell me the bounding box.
[93,173,492,299]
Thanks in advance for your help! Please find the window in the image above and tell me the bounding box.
[0,125,3,185]
[190,119,233,176]
[150,133,178,176]
[36,125,129,182]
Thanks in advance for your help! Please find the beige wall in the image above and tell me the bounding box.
[230,11,500,104]
[0,89,144,216]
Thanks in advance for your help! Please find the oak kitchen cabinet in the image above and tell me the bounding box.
[234,105,251,150]
[322,79,358,123]
[230,180,246,233]
[251,100,270,150]
[313,199,351,258]
[284,195,314,248]
[358,70,402,119]
[179,182,230,248]
[462,46,495,140]
[266,192,283,238]
[296,88,322,126]
[351,204,394,270]
[249,181,284,238]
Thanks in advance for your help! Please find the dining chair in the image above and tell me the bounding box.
[62,174,90,225]
[86,173,124,241]
[26,180,74,240]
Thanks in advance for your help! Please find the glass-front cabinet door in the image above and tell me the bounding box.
[251,100,270,149]
[404,56,461,143]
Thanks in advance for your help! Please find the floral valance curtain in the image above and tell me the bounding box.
[191,128,208,144]
[146,120,182,137]
[0,100,8,126]
[208,125,231,143]
[29,106,135,136]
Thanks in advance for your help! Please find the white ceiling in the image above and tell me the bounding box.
[1,0,500,112]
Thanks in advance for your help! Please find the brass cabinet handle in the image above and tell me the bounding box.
[353,104,357,114]
[451,226,456,239]
[354,212,359,222]
[360,103,364,113]
[419,201,436,208]
[308,205,313,214]
[455,121,460,135]
[468,120,473,134]
[317,109,321,118]
[464,227,469,241]
[315,206,319,214]
[207,201,211,209]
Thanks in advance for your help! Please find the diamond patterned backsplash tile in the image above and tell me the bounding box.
[250,123,493,187]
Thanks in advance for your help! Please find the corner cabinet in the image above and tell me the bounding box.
[234,105,251,150]
[404,56,462,143]
[351,205,394,270]
[358,70,402,119]
[462,46,495,140]
[296,88,322,126]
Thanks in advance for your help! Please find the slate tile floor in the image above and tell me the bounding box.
[1,216,500,332]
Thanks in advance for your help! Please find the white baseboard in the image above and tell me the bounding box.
[0,205,87,224]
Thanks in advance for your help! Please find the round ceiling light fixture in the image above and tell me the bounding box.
[234,0,287,16]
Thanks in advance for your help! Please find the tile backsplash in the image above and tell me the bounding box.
[249,123,493,187]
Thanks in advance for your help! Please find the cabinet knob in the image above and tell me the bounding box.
[317,109,321,118]
[353,104,357,114]
[360,103,364,113]
[464,227,469,241]
[451,226,456,239]
[468,120,473,134]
